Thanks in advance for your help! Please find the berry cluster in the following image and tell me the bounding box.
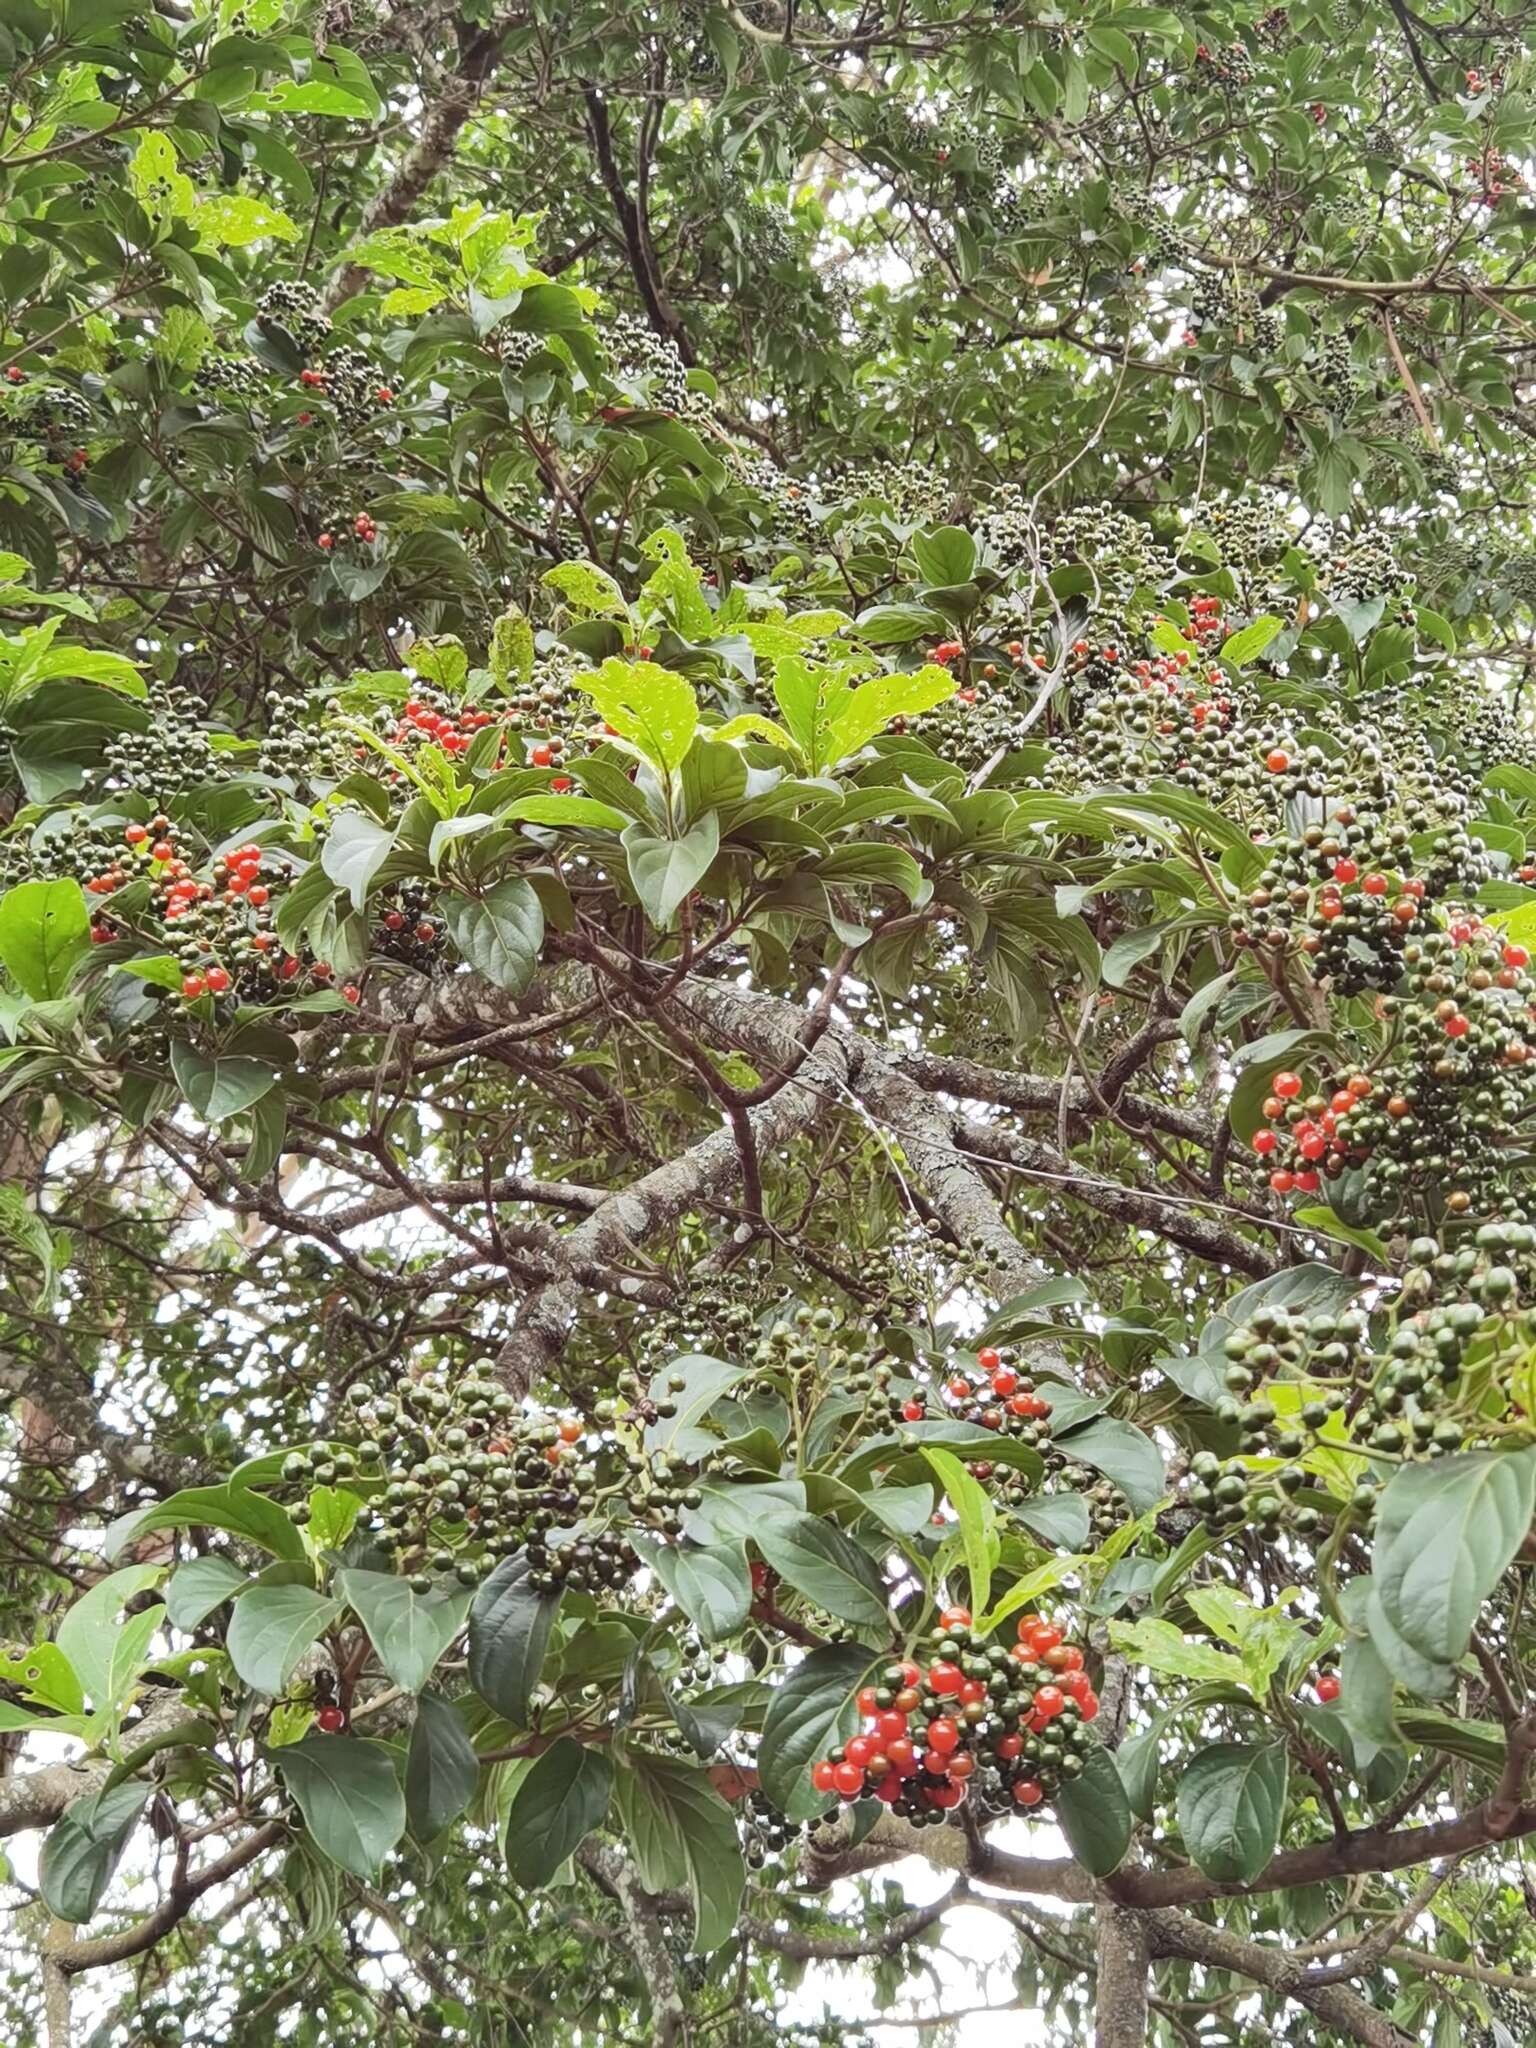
[808,1610,1098,1824]
[885,1344,1054,1452]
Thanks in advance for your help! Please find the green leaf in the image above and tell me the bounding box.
[644,1355,751,1457]
[757,1642,875,1820]
[975,1555,1085,1636]
[503,1738,612,1886]
[1054,1745,1134,1875]
[577,658,697,773]
[489,607,536,690]
[55,1565,164,1714]
[0,878,89,998]
[1010,1492,1091,1551]
[0,1185,62,1306]
[1116,1714,1171,1822]
[1374,1447,1536,1669]
[1218,615,1283,668]
[170,1043,277,1123]
[337,1570,474,1695]
[468,1553,560,1724]
[274,1736,407,1880]
[503,794,629,831]
[105,1483,307,1564]
[320,809,397,911]
[623,812,720,927]
[1176,1742,1288,1884]
[406,1693,480,1841]
[612,1753,744,1953]
[752,1514,889,1630]
[1291,1205,1390,1262]
[1053,1417,1164,1514]
[39,1781,148,1923]
[542,560,629,619]
[228,1586,342,1694]
[631,1536,752,1643]
[913,526,978,586]
[165,1556,249,1630]
[920,1445,996,1615]
[850,603,946,646]
[443,878,544,992]
[823,664,955,765]
[1108,1617,1246,1687]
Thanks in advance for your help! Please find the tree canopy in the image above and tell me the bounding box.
[6,2,1536,2045]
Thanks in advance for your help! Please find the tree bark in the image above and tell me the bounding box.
[1093,1901,1150,2047]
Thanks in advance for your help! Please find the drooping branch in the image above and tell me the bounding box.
[1146,1908,1416,2048]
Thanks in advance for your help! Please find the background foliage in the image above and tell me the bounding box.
[4,2,1536,2045]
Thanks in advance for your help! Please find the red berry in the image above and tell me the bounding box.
[1265,748,1290,773]
[204,966,230,994]
[1445,1013,1470,1038]
[844,1735,876,1769]
[1332,858,1358,883]
[1361,873,1388,896]
[976,1347,1001,1371]
[928,1663,963,1696]
[875,1711,908,1745]
[247,885,269,907]
[317,532,334,550]
[995,1733,1023,1761]
[1013,1779,1043,1806]
[991,1367,1018,1394]
[1505,944,1530,969]
[1033,1684,1065,1718]
[812,1760,837,1793]
[342,983,360,1004]
[181,974,205,999]
[946,1377,971,1400]
[901,1399,925,1422]
[1273,1071,1302,1099]
[887,1737,919,1775]
[316,1706,345,1733]
[1079,1690,1100,1720]
[531,743,554,767]
[939,1605,971,1628]
[832,1762,864,1798]
[925,1718,959,1754]
[1025,1622,1062,1656]
[376,386,394,403]
[1316,1674,1341,1703]
[1252,1129,1277,1156]
[124,823,148,845]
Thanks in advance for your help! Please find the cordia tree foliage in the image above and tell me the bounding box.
[8,3,1536,2045]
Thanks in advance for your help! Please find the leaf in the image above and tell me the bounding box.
[1054,1745,1134,1875]
[577,658,697,773]
[105,1483,307,1564]
[1374,1447,1536,1668]
[1101,925,1167,991]
[542,560,629,619]
[757,1643,875,1820]
[623,812,720,927]
[631,1536,752,1643]
[850,603,946,646]
[443,878,544,991]
[1053,1417,1164,1513]
[1291,1206,1390,1263]
[275,1736,407,1880]
[165,1556,249,1630]
[170,1043,277,1123]
[0,878,89,998]
[1108,1618,1246,1687]
[503,794,629,831]
[913,526,978,586]
[320,809,398,911]
[614,1752,745,1953]
[338,1570,474,1695]
[504,1738,612,1886]
[823,665,955,765]
[1176,1742,1289,1884]
[976,1555,1085,1636]
[1009,1492,1091,1551]
[468,1553,560,1724]
[56,1565,164,1714]
[0,1185,62,1306]
[1116,1714,1171,1821]
[644,1355,751,1457]
[920,1445,996,1614]
[1218,615,1283,668]
[39,1782,149,1923]
[228,1586,342,1694]
[752,1514,889,1630]
[406,1693,480,1841]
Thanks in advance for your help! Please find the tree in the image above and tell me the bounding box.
[5,1,1536,2043]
